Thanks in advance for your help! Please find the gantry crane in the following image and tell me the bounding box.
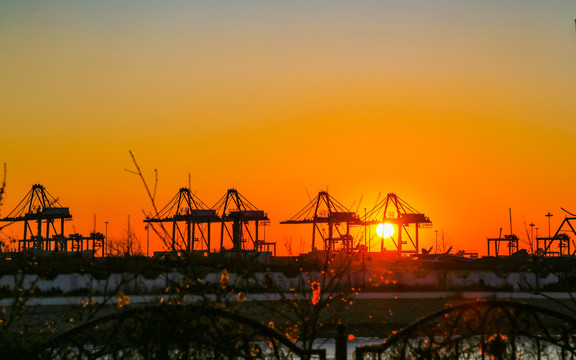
[0,184,72,251]
[212,189,274,254]
[0,184,104,255]
[536,208,576,256]
[144,187,220,253]
[281,191,359,252]
[361,193,431,256]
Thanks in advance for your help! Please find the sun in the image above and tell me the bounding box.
[376,223,395,238]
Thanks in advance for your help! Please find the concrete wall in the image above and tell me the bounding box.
[0,270,560,295]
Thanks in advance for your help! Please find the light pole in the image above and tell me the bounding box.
[362,208,367,288]
[435,230,438,254]
[104,221,109,257]
[146,223,150,257]
[545,212,553,239]
[536,227,539,254]
[529,223,535,254]
[364,208,367,249]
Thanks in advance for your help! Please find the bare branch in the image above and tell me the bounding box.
[0,163,6,214]
[127,151,158,213]
[153,169,158,201]
[123,168,139,175]
[126,151,170,248]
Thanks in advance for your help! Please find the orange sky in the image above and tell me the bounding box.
[1,1,576,256]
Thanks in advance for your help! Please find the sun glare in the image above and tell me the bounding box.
[376,223,394,238]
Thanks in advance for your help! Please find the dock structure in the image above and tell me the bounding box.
[212,189,274,254]
[0,184,104,255]
[535,213,576,256]
[144,187,220,253]
[361,193,432,257]
[281,191,359,252]
[487,232,519,257]
[487,209,520,257]
[486,209,576,258]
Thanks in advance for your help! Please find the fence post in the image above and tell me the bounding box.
[335,324,347,360]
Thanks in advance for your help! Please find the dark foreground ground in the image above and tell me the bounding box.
[17,296,576,340]
[338,297,576,336]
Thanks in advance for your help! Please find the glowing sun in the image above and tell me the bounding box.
[376,223,394,238]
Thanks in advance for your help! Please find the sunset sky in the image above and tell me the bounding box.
[1,1,575,256]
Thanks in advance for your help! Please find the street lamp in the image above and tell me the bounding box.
[545,212,553,239]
